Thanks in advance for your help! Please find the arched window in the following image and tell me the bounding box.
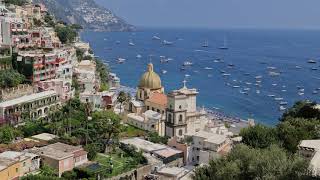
[179,129,183,136]
[179,105,182,109]
[179,114,183,122]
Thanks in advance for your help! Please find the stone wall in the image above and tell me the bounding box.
[0,84,34,101]
[107,164,153,180]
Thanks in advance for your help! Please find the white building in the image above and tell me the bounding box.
[298,140,320,176]
[0,90,60,125]
[165,82,208,140]
[127,110,164,135]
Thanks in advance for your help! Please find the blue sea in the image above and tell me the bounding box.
[81,28,320,125]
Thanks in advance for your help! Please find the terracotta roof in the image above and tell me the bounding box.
[147,93,167,106]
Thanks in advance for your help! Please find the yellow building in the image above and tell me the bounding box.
[126,63,167,136]
[0,158,20,180]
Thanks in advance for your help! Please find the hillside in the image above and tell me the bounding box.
[33,0,135,31]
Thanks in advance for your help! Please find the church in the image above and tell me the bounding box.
[125,63,208,139]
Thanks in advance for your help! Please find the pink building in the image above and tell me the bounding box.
[28,142,88,177]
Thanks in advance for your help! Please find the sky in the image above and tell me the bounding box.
[95,0,320,29]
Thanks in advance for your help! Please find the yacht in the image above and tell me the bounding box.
[152,36,161,40]
[233,85,240,88]
[279,106,287,111]
[313,90,318,94]
[268,94,276,97]
[255,75,263,79]
[163,40,173,45]
[274,97,284,101]
[136,54,142,59]
[219,37,228,50]
[311,67,318,70]
[202,40,209,47]
[183,61,193,66]
[269,71,281,76]
[204,67,213,70]
[161,70,167,74]
[298,92,305,96]
[117,58,126,64]
[222,73,231,77]
[256,90,261,94]
[279,101,288,105]
[308,59,317,64]
[128,40,135,46]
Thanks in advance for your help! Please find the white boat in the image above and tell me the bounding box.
[219,37,228,50]
[183,61,193,66]
[275,97,284,101]
[279,106,287,111]
[185,74,191,77]
[269,71,281,76]
[268,94,276,97]
[117,58,126,64]
[214,60,220,63]
[308,59,317,63]
[152,36,161,40]
[267,66,277,70]
[256,90,261,94]
[222,73,231,76]
[163,40,173,45]
[311,67,318,70]
[281,89,287,92]
[272,83,277,86]
[298,92,305,96]
[245,82,252,85]
[279,101,288,105]
[295,66,302,69]
[161,70,167,74]
[204,67,213,70]
[136,54,142,59]
[255,75,263,79]
[243,88,251,91]
[240,90,248,95]
[202,40,209,47]
[233,86,240,88]
[313,90,318,94]
[129,40,135,46]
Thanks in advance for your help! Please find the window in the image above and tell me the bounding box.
[152,107,155,111]
[16,168,18,173]
[151,125,155,129]
[168,114,172,122]
[179,114,183,122]
[23,162,26,167]
[179,129,183,136]
[147,106,150,110]
[179,105,182,109]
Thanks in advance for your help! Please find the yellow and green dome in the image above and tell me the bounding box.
[139,63,162,89]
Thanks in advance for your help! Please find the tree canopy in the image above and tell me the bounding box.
[193,144,310,180]
[0,69,25,88]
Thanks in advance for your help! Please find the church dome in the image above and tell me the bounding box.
[139,63,162,89]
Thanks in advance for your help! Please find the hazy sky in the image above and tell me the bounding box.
[95,0,320,29]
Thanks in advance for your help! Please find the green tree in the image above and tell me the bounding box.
[117,91,128,114]
[193,144,310,180]
[277,117,320,153]
[240,124,278,148]
[55,25,77,44]
[0,69,25,88]
[280,101,320,121]
[0,125,22,144]
[92,111,121,144]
